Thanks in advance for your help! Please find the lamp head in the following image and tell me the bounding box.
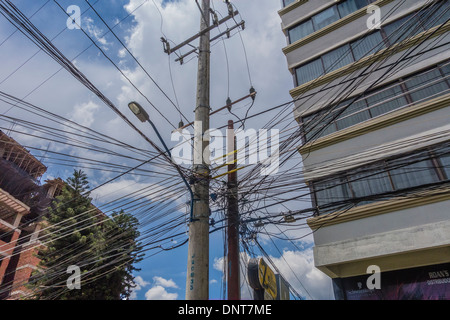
[128,101,149,122]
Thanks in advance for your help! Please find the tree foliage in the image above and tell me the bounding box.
[29,170,142,300]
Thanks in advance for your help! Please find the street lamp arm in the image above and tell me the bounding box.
[147,119,196,222]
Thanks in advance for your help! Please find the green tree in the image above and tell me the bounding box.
[91,211,143,300]
[29,170,142,300]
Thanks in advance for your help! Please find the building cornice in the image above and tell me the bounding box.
[298,93,450,155]
[289,22,450,98]
[282,0,395,55]
[278,0,309,17]
[307,186,450,230]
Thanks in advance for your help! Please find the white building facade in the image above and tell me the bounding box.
[279,0,450,299]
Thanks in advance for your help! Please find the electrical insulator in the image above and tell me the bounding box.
[250,86,256,101]
[226,97,232,111]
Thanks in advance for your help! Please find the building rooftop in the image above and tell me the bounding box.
[0,130,47,179]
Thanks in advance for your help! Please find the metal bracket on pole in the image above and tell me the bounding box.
[210,20,245,42]
[210,9,219,26]
[175,48,198,65]
[172,90,256,132]
[161,37,170,54]
[176,20,245,64]
[164,10,239,55]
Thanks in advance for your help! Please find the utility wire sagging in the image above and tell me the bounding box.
[0,0,448,300]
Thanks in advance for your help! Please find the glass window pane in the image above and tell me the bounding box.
[389,160,439,190]
[419,1,450,29]
[288,20,315,44]
[366,84,408,117]
[312,5,340,30]
[283,0,296,7]
[384,13,424,45]
[322,44,354,72]
[350,31,385,61]
[439,63,450,77]
[440,153,450,179]
[305,122,337,141]
[335,99,371,130]
[303,110,338,141]
[296,59,324,86]
[349,169,393,202]
[314,178,351,214]
[338,0,368,18]
[404,68,449,103]
[302,113,318,141]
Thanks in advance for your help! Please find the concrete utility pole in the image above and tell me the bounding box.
[186,0,211,300]
[161,0,244,300]
[227,120,240,300]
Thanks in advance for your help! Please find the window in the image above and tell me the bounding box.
[288,19,314,44]
[389,159,439,190]
[365,85,407,117]
[294,11,434,86]
[314,178,351,212]
[440,63,450,77]
[338,0,368,17]
[335,99,371,130]
[283,0,296,7]
[348,168,393,205]
[312,5,340,30]
[300,62,450,142]
[287,0,376,44]
[419,1,450,29]
[383,13,424,45]
[351,31,385,61]
[322,44,354,72]
[313,144,449,215]
[296,58,324,86]
[303,110,338,141]
[404,69,450,103]
[439,153,450,179]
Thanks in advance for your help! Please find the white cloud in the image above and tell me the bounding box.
[84,16,110,48]
[145,285,178,300]
[129,275,150,300]
[91,178,183,206]
[69,101,100,127]
[270,249,333,300]
[135,275,150,287]
[213,252,253,300]
[117,0,293,136]
[213,249,333,300]
[153,276,179,289]
[118,47,127,58]
[131,275,179,300]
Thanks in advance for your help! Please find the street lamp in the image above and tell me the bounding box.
[128,101,150,123]
[128,101,195,222]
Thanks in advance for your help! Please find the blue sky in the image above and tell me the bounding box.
[0,0,333,300]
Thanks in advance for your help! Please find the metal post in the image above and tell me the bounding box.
[227,120,240,300]
[185,0,211,300]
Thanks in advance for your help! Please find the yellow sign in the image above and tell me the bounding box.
[258,258,277,300]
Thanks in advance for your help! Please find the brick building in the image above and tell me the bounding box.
[0,130,63,299]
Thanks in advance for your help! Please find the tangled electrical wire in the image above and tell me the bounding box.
[0,0,448,300]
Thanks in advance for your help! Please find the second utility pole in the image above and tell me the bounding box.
[186,0,211,300]
[227,120,240,300]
